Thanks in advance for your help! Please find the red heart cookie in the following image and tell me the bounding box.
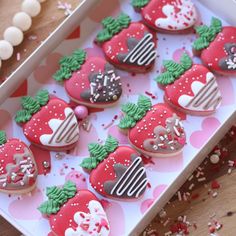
[0,131,37,194]
[132,0,198,33]
[54,49,122,108]
[156,53,222,115]
[15,90,79,151]
[96,13,157,73]
[118,96,186,158]
[193,17,236,75]
[38,181,110,236]
[80,136,148,200]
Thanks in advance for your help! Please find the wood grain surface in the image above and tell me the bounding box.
[0,0,79,81]
[0,1,236,236]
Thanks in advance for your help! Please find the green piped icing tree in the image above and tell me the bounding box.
[155,53,193,85]
[0,131,7,145]
[15,89,50,124]
[80,136,119,170]
[38,181,77,215]
[96,13,131,43]
[131,0,150,8]
[193,17,222,51]
[118,95,152,129]
[53,49,86,82]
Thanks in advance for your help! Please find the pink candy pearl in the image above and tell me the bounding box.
[74,105,88,120]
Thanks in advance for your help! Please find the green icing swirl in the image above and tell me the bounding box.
[155,53,193,85]
[193,17,222,51]
[137,95,152,112]
[15,110,32,123]
[38,200,60,215]
[38,181,77,215]
[80,157,98,170]
[46,186,66,205]
[63,181,77,198]
[0,131,7,145]
[35,90,49,106]
[163,60,185,78]
[180,53,192,70]
[104,135,118,153]
[80,135,120,170]
[118,95,152,129]
[131,0,150,8]
[116,13,131,28]
[121,103,145,121]
[53,49,86,82]
[88,143,108,161]
[96,29,113,43]
[53,66,72,81]
[156,71,175,85]
[96,13,131,43]
[102,17,121,35]
[21,96,41,114]
[118,115,136,129]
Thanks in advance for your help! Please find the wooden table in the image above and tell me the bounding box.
[1,1,236,236]
[0,0,79,80]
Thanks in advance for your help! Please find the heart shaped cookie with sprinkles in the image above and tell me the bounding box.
[0,131,38,194]
[15,90,79,151]
[96,13,157,73]
[118,95,186,158]
[193,17,236,75]
[156,53,222,115]
[80,136,148,200]
[131,0,198,33]
[38,181,110,236]
[54,49,122,108]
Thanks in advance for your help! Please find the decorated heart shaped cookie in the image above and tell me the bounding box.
[193,17,236,75]
[80,136,148,200]
[118,96,186,157]
[132,0,198,33]
[0,131,38,194]
[54,49,123,108]
[156,53,222,115]
[38,181,110,236]
[15,90,79,151]
[96,13,157,73]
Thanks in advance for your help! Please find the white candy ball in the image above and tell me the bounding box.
[210,154,220,164]
[0,40,14,60]
[4,27,24,46]
[22,0,41,17]
[12,12,32,31]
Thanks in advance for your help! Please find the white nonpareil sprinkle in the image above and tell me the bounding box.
[57,1,72,16]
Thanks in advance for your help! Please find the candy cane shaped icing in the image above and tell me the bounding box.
[123,33,157,66]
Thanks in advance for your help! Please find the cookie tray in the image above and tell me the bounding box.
[0,0,236,236]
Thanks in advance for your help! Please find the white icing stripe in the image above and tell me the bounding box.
[128,177,148,198]
[178,73,222,111]
[110,156,147,197]
[123,33,157,66]
[39,107,79,147]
